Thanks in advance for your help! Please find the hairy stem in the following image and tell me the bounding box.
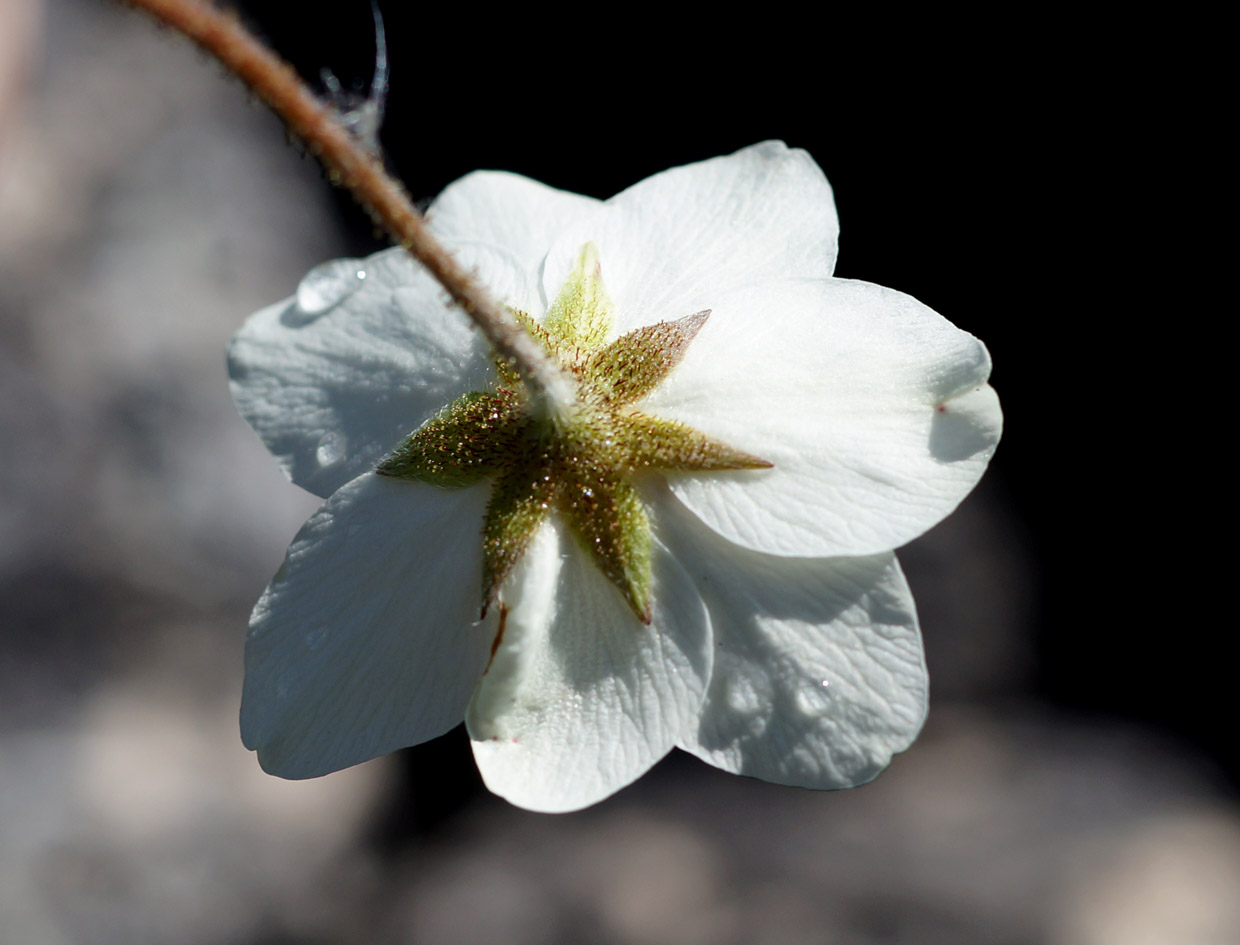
[123,0,576,412]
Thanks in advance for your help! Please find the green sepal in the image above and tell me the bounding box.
[481,460,554,613]
[586,310,710,406]
[376,390,525,487]
[618,413,773,472]
[542,243,614,355]
[377,243,771,626]
[559,467,653,624]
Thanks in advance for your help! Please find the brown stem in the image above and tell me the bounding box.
[123,0,575,410]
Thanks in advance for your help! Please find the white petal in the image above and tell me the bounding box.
[241,473,497,778]
[427,170,602,281]
[228,244,524,498]
[467,513,711,812]
[541,141,839,335]
[645,278,1002,556]
[660,494,926,788]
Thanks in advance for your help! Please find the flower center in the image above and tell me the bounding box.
[377,243,770,623]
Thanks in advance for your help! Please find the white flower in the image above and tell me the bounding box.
[229,141,1002,812]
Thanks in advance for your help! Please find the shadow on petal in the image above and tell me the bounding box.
[929,384,1003,463]
[657,487,927,790]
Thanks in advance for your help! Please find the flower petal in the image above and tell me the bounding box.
[645,277,1002,556]
[541,141,839,335]
[467,511,711,812]
[228,244,523,498]
[427,170,602,281]
[660,493,926,788]
[241,473,497,778]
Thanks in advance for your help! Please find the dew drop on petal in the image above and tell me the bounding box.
[724,675,762,715]
[296,258,367,315]
[723,675,769,737]
[315,431,345,467]
[793,683,832,716]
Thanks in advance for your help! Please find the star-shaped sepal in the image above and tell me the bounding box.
[377,244,771,623]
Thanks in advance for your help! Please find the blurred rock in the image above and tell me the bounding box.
[0,631,384,945]
[1,4,382,942]
[0,0,331,603]
[359,710,1240,945]
[1054,812,1240,945]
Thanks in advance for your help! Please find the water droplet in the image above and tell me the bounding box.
[305,626,328,650]
[724,676,762,715]
[296,258,367,315]
[793,683,831,716]
[315,431,345,467]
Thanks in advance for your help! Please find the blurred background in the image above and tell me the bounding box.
[1,1,1225,943]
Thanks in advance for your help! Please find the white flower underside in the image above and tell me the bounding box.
[231,141,1001,812]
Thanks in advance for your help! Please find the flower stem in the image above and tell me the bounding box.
[122,0,577,413]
